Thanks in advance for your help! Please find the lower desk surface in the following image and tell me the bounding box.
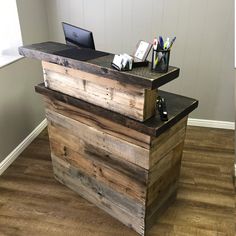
[35,83,198,137]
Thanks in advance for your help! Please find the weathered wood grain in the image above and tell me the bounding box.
[43,96,190,236]
[51,154,146,235]
[42,60,143,91]
[150,117,187,168]
[39,82,197,236]
[148,141,184,187]
[35,83,198,137]
[42,61,157,121]
[19,41,180,89]
[46,109,150,169]
[45,107,189,234]
[48,135,147,204]
[46,98,186,163]
[145,188,178,233]
[44,92,189,232]
[143,140,185,234]
[143,88,157,121]
[44,97,151,149]
[147,147,183,206]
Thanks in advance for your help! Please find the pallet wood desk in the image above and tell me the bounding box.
[19,42,198,236]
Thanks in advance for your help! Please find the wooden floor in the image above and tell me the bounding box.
[0,126,235,236]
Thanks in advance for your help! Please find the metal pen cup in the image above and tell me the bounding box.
[151,49,170,73]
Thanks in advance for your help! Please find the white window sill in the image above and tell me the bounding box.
[0,54,23,68]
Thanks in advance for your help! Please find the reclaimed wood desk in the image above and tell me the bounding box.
[19,42,198,236]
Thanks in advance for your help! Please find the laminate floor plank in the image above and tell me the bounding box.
[0,126,234,236]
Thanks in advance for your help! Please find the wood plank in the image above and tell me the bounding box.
[149,222,229,236]
[177,186,234,209]
[143,88,157,121]
[143,137,185,233]
[150,117,187,147]
[35,83,198,137]
[51,154,146,236]
[49,138,147,204]
[19,41,180,89]
[150,118,187,168]
[43,64,146,121]
[145,189,177,234]
[46,109,150,169]
[44,97,151,149]
[184,126,234,153]
[42,61,157,121]
[42,60,144,91]
[147,158,181,207]
[148,141,184,187]
[145,144,182,232]
[147,142,183,208]
[158,202,235,235]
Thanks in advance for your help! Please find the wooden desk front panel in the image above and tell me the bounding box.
[44,95,187,235]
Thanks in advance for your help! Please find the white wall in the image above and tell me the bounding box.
[46,0,234,122]
[0,0,49,162]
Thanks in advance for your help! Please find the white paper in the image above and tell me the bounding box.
[113,54,123,70]
[134,41,149,60]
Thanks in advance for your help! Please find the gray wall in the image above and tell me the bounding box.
[0,0,49,162]
[46,0,234,122]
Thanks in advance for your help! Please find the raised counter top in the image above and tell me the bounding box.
[19,41,180,89]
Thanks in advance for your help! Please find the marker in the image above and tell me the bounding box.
[164,38,170,50]
[152,37,158,69]
[154,56,158,66]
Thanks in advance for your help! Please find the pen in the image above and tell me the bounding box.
[159,36,164,50]
[168,36,176,50]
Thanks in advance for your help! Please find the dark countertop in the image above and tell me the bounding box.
[19,41,180,89]
[35,83,198,137]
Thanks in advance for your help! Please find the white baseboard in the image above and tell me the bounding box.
[188,118,235,130]
[0,119,47,175]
